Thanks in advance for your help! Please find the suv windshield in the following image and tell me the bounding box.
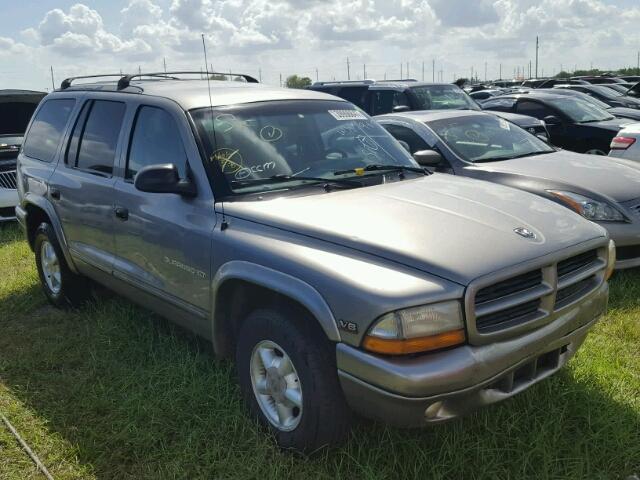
[191,100,419,194]
[553,97,614,122]
[411,85,481,111]
[428,115,555,163]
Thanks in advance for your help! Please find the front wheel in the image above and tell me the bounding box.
[236,308,351,453]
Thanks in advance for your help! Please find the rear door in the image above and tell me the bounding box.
[112,100,214,318]
[48,97,127,272]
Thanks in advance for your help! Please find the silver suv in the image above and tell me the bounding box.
[16,73,614,452]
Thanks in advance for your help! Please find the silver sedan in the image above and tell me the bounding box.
[609,123,640,161]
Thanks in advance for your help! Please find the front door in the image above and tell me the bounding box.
[112,103,214,315]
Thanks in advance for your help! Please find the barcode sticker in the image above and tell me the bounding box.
[328,110,368,121]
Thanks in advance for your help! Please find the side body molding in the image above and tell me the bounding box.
[211,261,342,352]
[21,192,79,273]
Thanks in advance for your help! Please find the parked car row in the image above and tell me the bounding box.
[8,71,634,454]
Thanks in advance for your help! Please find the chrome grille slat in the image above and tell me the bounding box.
[0,170,17,190]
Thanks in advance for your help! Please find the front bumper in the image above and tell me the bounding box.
[601,219,640,269]
[0,188,18,222]
[337,282,607,426]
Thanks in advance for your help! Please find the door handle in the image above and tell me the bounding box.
[50,188,61,200]
[114,206,129,220]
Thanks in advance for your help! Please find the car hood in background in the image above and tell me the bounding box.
[608,106,640,121]
[580,117,634,132]
[470,150,640,203]
[223,175,605,285]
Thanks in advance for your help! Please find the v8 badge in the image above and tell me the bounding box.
[338,319,358,333]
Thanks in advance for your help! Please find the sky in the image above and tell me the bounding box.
[1,0,639,91]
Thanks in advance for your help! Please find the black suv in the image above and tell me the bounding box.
[308,80,549,138]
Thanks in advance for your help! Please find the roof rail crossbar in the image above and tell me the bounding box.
[60,74,127,90]
[312,79,375,86]
[116,71,259,90]
[379,78,418,82]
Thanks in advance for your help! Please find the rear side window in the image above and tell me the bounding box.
[335,87,368,110]
[23,99,75,162]
[67,100,126,175]
[516,100,550,120]
[127,106,187,179]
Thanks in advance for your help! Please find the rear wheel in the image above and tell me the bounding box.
[34,223,91,308]
[236,307,351,453]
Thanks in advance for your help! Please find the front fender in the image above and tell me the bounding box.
[211,260,341,354]
[21,192,79,273]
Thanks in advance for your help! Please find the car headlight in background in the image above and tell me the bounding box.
[547,190,626,222]
[363,301,465,355]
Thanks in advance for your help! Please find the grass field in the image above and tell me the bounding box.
[0,223,638,480]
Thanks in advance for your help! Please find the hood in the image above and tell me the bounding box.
[223,175,605,285]
[608,107,640,121]
[471,150,640,202]
[581,117,634,132]
[488,111,540,128]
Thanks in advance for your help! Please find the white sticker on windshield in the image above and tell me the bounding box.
[328,110,368,121]
[499,118,511,130]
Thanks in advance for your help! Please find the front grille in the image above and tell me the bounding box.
[469,246,607,336]
[558,249,598,278]
[475,269,543,304]
[0,207,16,219]
[0,170,17,190]
[476,299,541,333]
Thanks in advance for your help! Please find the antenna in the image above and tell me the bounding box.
[201,34,228,231]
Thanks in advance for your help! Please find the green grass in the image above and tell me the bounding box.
[0,223,638,480]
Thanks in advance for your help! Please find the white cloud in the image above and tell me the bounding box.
[0,0,639,90]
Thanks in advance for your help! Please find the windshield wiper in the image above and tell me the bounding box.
[474,151,551,163]
[230,174,363,189]
[333,164,427,176]
[579,118,612,123]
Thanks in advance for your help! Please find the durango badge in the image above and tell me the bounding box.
[514,227,536,240]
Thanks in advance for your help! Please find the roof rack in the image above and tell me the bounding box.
[116,71,259,90]
[312,79,375,86]
[378,79,418,82]
[60,71,259,91]
[60,74,126,90]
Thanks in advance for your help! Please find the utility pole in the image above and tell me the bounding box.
[163,57,167,73]
[363,64,366,79]
[422,61,425,81]
[259,68,263,82]
[315,68,318,82]
[406,62,409,78]
[347,57,350,80]
[637,51,639,75]
[401,63,403,79]
[535,36,539,78]
[499,63,502,80]
[484,62,487,82]
[432,59,435,82]
[529,61,531,79]
[49,66,55,90]
[279,73,282,87]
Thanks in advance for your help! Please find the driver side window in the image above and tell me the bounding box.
[127,106,188,180]
[516,101,551,120]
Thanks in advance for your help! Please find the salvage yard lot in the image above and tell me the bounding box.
[0,223,638,480]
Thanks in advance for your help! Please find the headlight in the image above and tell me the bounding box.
[362,301,465,355]
[547,190,626,222]
[605,239,616,280]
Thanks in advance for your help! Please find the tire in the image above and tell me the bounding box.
[34,222,91,308]
[236,307,351,453]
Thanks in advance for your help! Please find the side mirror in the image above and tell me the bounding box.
[413,149,443,167]
[543,115,561,126]
[392,105,411,113]
[134,163,197,197]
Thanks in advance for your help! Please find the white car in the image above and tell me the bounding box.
[609,123,640,162]
[0,90,45,222]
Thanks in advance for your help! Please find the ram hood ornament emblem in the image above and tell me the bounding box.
[514,227,536,240]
